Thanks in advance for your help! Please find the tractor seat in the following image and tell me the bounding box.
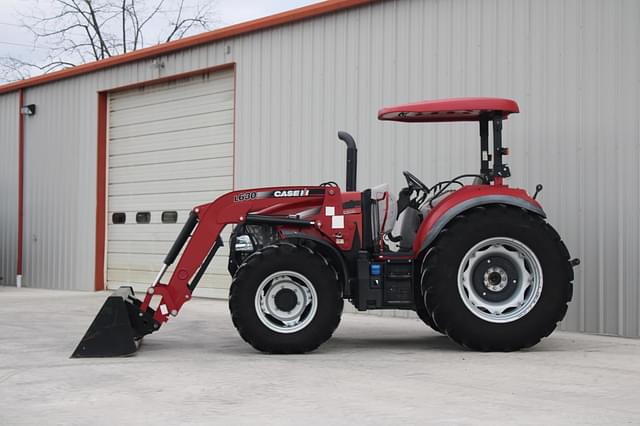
[370,183,397,235]
[391,207,421,251]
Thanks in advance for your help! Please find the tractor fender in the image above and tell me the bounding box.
[281,231,349,293]
[413,186,546,254]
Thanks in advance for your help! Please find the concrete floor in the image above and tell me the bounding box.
[1,288,639,426]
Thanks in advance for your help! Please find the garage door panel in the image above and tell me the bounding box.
[109,71,231,100]
[110,80,233,111]
[110,73,233,107]
[107,228,232,244]
[109,143,233,168]
[108,239,230,256]
[107,69,234,291]
[110,90,233,126]
[108,224,231,239]
[109,190,227,212]
[108,227,232,243]
[108,276,231,291]
[108,257,229,276]
[107,269,231,288]
[108,268,230,287]
[109,109,233,140]
[107,209,193,225]
[109,125,233,156]
[110,72,233,108]
[108,253,229,274]
[109,176,233,197]
[108,226,183,242]
[108,260,229,282]
[108,224,232,239]
[109,157,232,184]
[108,260,228,277]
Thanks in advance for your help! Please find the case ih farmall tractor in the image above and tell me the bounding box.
[74,98,578,357]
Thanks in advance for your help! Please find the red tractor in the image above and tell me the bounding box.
[74,97,578,357]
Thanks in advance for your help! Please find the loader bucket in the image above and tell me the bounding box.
[71,287,157,358]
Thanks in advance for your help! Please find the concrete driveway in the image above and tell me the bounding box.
[1,287,639,425]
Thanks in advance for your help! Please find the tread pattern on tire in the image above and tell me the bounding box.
[414,254,443,334]
[422,204,574,351]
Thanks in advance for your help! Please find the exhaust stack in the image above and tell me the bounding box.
[338,131,357,191]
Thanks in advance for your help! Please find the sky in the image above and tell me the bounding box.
[0,0,317,79]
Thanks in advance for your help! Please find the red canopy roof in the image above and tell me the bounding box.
[378,97,519,122]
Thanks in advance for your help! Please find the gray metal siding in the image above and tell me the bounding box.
[0,92,18,287]
[21,78,98,290]
[2,0,639,336]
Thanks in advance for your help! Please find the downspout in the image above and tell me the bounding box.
[17,89,24,288]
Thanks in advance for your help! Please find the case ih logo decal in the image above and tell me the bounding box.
[234,188,324,202]
[274,189,310,198]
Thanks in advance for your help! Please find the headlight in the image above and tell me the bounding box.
[234,235,254,252]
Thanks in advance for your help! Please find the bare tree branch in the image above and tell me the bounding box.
[0,57,34,82]
[0,57,76,82]
[165,0,212,42]
[1,0,219,82]
[122,0,127,53]
[133,0,166,50]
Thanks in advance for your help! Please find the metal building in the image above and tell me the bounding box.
[0,0,639,337]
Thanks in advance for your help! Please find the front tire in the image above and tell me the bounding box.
[229,243,343,354]
[423,205,573,351]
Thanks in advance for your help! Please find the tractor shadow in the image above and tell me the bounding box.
[136,332,462,357]
[324,334,461,353]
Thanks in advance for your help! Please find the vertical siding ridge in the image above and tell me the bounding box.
[614,0,625,336]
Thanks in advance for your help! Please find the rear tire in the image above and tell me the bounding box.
[415,299,444,334]
[424,205,573,351]
[229,243,343,354]
[415,256,443,334]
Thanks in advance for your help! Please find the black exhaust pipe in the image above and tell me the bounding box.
[338,131,357,192]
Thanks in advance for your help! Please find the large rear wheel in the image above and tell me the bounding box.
[423,205,573,351]
[229,243,343,354]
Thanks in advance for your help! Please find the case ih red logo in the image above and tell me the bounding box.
[273,189,310,197]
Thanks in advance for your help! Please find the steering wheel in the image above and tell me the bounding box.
[403,170,429,193]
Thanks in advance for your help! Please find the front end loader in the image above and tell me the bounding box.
[73,97,579,357]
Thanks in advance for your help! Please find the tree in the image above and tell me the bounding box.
[0,0,217,83]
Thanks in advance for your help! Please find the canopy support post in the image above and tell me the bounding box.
[492,114,511,183]
[479,117,490,179]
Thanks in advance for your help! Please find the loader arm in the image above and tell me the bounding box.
[139,186,334,325]
[72,185,346,357]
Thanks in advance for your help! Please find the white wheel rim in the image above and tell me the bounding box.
[457,237,543,324]
[254,270,318,334]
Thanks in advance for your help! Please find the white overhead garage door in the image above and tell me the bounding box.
[106,69,234,298]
